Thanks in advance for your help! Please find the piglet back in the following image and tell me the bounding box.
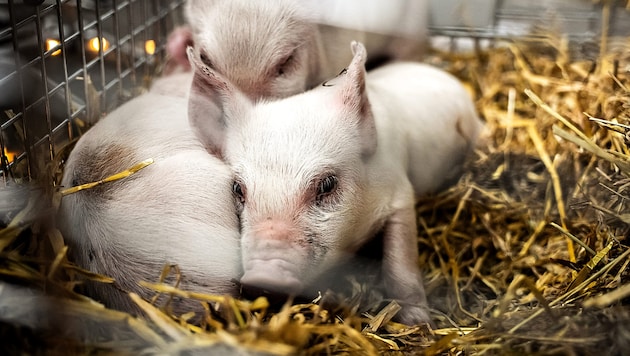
[367,62,484,195]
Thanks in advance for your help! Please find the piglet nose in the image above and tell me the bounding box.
[254,219,294,241]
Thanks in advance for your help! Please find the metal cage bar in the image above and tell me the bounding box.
[0,0,186,185]
[2,0,626,185]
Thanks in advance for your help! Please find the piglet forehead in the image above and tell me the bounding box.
[226,96,362,211]
[230,96,362,169]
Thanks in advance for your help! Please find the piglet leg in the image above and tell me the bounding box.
[381,204,431,325]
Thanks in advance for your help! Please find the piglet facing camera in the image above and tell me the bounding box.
[57,79,242,316]
[187,42,483,325]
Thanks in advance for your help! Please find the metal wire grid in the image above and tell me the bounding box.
[0,0,185,184]
[2,0,627,186]
[428,1,630,56]
[428,0,600,40]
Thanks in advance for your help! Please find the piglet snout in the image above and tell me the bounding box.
[240,220,307,296]
[240,258,303,295]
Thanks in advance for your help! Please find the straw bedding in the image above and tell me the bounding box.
[1,25,629,355]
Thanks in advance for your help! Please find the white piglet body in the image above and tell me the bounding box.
[187,43,483,325]
[58,85,241,315]
[367,63,483,194]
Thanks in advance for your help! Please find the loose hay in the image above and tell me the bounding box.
[1,28,630,355]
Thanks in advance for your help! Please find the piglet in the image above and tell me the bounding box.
[186,43,483,325]
[167,0,427,98]
[58,77,241,316]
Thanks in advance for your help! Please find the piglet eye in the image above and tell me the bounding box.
[317,175,338,199]
[232,181,245,204]
[200,51,213,68]
[276,51,295,76]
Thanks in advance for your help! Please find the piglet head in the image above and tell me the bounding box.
[185,0,321,100]
[190,42,378,298]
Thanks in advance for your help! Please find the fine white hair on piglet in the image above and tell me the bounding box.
[184,0,323,99]
[58,76,241,317]
[172,0,428,101]
[187,41,484,325]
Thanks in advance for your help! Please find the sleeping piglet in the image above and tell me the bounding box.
[166,0,427,97]
[186,42,483,325]
[57,78,241,316]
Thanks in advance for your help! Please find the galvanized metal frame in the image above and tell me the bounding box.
[0,0,185,185]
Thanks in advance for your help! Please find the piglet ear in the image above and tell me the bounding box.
[187,46,249,159]
[339,41,377,157]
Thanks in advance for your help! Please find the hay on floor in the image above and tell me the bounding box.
[1,25,629,356]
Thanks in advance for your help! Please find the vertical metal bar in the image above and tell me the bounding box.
[34,6,55,166]
[127,0,137,88]
[112,0,124,99]
[140,0,149,80]
[153,0,161,61]
[7,0,32,180]
[0,134,7,185]
[75,0,91,127]
[94,0,107,116]
[55,0,73,144]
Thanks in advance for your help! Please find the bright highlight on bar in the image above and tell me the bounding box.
[87,37,110,53]
[46,38,62,56]
[2,148,17,163]
[145,40,156,55]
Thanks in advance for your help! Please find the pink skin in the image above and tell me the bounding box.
[240,219,304,293]
[164,26,194,74]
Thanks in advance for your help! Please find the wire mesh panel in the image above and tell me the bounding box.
[428,0,630,54]
[2,0,627,186]
[0,0,185,184]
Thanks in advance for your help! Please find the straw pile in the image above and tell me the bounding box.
[1,28,629,356]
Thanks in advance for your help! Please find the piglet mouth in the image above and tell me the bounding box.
[240,258,304,298]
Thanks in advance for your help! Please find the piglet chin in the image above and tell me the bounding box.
[240,259,304,296]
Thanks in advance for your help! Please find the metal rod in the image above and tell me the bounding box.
[55,0,74,146]
[75,0,91,128]
[126,0,137,88]
[7,0,31,180]
[94,0,107,117]
[112,0,124,100]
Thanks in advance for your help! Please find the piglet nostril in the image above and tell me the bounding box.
[240,283,293,305]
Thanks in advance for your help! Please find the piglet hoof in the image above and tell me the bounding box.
[395,304,434,328]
